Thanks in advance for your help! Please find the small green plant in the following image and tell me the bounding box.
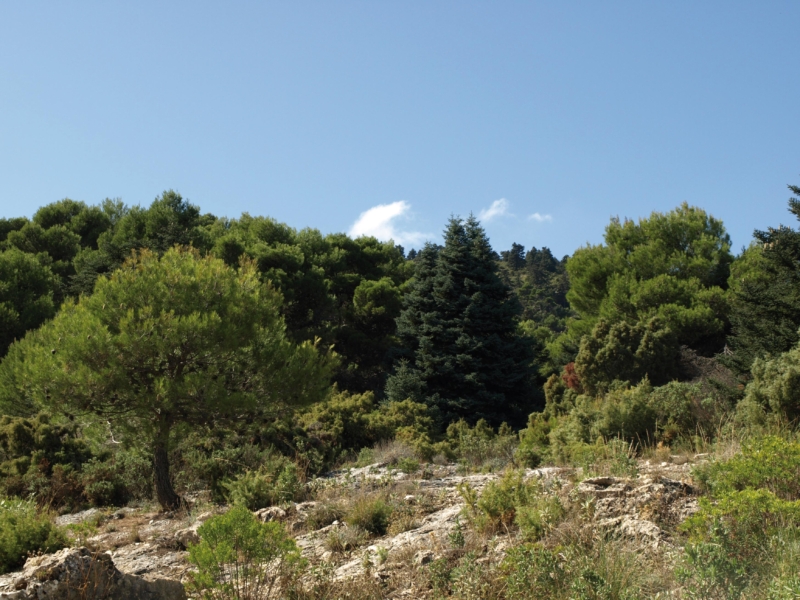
[354,447,375,467]
[375,546,388,564]
[501,544,566,599]
[187,504,303,600]
[459,470,557,536]
[223,461,303,511]
[344,496,393,536]
[306,501,344,530]
[395,457,419,474]
[448,517,465,548]
[0,498,66,575]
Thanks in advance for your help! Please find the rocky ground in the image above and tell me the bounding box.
[0,456,703,599]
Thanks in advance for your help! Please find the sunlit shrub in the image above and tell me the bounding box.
[694,436,800,501]
[0,498,66,574]
[188,504,303,600]
[223,459,303,510]
[344,496,393,536]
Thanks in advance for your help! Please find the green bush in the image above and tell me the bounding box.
[0,498,66,574]
[740,342,800,423]
[298,390,434,462]
[188,504,303,600]
[694,436,800,501]
[223,460,303,511]
[501,544,566,599]
[344,496,393,536]
[679,489,800,599]
[445,419,518,471]
[459,470,562,537]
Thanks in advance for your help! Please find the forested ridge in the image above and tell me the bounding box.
[3,185,800,597]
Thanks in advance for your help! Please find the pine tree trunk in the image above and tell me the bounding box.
[153,418,182,511]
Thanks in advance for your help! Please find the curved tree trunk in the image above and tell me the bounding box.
[153,418,182,511]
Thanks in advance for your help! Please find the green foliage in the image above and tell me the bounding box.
[679,490,800,599]
[560,203,732,389]
[694,436,800,501]
[188,504,303,600]
[725,185,800,375]
[0,498,66,574]
[574,318,678,395]
[0,248,334,509]
[459,469,563,537]
[499,245,573,376]
[223,459,303,510]
[297,389,434,466]
[739,342,800,424]
[344,496,393,536]
[387,217,538,426]
[0,249,59,358]
[443,419,518,471]
[501,541,660,600]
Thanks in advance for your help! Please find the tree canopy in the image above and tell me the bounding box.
[725,185,800,375]
[386,216,537,425]
[0,248,335,509]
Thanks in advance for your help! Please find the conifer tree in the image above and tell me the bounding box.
[725,184,800,375]
[386,217,537,425]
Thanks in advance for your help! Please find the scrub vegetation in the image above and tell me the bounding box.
[1,184,800,598]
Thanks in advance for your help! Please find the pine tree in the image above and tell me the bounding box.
[725,185,800,375]
[386,217,538,425]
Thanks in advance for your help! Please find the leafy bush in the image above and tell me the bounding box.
[297,390,435,465]
[501,544,566,599]
[459,470,563,537]
[445,419,518,471]
[679,489,800,598]
[223,459,303,511]
[694,436,800,501]
[739,344,800,423]
[0,498,66,574]
[188,504,303,600]
[344,496,393,536]
[502,540,666,600]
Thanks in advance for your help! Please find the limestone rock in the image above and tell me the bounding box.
[254,506,287,522]
[0,547,185,600]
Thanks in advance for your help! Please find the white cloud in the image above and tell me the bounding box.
[349,201,430,246]
[528,212,553,223]
[478,198,511,222]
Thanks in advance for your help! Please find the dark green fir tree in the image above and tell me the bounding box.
[725,184,800,375]
[386,216,539,426]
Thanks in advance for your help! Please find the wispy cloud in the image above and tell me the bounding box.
[349,201,430,246]
[528,212,553,223]
[478,198,511,222]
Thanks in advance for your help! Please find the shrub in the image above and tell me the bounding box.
[459,470,562,537]
[501,544,566,599]
[516,413,557,468]
[0,498,66,574]
[298,390,435,465]
[694,436,800,501]
[305,501,344,531]
[324,525,368,553]
[740,342,800,423]
[223,454,304,510]
[445,419,518,471]
[594,380,657,444]
[188,504,303,600]
[678,489,800,598]
[344,496,393,536]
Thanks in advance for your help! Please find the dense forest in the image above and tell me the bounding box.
[3,185,800,597]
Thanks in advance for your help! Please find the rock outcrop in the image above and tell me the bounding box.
[0,547,186,600]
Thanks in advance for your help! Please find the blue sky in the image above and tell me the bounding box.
[1,2,798,258]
